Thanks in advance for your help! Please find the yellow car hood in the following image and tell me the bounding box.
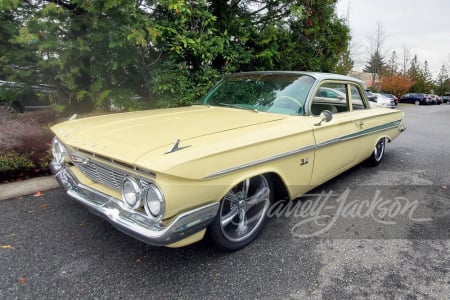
[52,106,292,178]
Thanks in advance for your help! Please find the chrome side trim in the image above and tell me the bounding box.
[51,161,219,247]
[204,119,403,179]
[316,119,402,148]
[204,144,317,179]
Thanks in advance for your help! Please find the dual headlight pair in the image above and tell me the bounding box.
[121,177,165,221]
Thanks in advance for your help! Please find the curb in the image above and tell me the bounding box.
[0,176,59,201]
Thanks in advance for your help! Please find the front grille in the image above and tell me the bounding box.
[71,153,126,191]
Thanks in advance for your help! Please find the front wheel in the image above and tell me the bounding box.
[366,138,386,166]
[208,175,272,251]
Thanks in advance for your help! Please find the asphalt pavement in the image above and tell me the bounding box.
[1,104,449,299]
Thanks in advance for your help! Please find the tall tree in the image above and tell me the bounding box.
[0,2,39,83]
[407,57,434,93]
[408,55,423,92]
[363,23,386,86]
[386,50,398,77]
[363,50,385,86]
[436,64,449,96]
[421,61,433,93]
[401,47,411,76]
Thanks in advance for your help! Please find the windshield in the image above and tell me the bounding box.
[201,73,315,115]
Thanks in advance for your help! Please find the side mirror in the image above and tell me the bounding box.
[314,110,333,126]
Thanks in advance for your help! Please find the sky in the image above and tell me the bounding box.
[335,0,450,78]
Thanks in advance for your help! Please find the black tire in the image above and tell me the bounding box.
[209,175,272,251]
[366,138,386,166]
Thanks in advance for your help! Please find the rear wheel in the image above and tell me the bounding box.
[366,138,386,166]
[414,100,420,105]
[209,174,272,251]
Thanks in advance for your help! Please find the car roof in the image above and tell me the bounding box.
[226,71,363,84]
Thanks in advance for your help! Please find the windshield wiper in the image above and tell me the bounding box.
[218,103,258,112]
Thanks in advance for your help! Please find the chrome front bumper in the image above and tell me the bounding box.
[50,160,219,246]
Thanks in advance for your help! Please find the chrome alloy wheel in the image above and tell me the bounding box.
[210,175,271,250]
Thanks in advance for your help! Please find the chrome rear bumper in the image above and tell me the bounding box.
[50,161,219,246]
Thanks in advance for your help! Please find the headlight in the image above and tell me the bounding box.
[143,184,165,220]
[121,177,142,209]
[51,137,67,164]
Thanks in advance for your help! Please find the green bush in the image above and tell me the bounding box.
[0,151,35,172]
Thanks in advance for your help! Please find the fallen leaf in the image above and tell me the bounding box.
[18,277,26,284]
[33,191,43,197]
[40,204,48,209]
[1,245,14,250]
[136,258,142,263]
[442,186,447,190]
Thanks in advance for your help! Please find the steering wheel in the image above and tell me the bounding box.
[273,95,303,112]
[274,95,302,106]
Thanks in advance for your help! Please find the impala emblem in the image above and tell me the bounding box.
[71,154,90,165]
[300,158,309,166]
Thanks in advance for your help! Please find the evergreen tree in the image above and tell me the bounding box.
[363,24,386,86]
[436,65,449,96]
[408,55,424,92]
[421,61,433,93]
[363,50,385,86]
[386,51,398,77]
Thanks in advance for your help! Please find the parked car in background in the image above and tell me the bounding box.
[382,93,398,106]
[428,94,441,105]
[365,90,377,102]
[435,95,442,104]
[0,80,52,113]
[374,93,396,108]
[50,71,405,251]
[399,93,431,105]
[442,93,450,104]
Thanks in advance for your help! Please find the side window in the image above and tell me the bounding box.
[350,85,367,110]
[311,82,349,115]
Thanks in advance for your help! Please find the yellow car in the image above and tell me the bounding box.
[50,72,405,250]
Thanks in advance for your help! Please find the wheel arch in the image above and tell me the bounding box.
[213,169,291,204]
[265,172,290,202]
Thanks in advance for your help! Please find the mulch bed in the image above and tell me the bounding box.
[0,107,59,183]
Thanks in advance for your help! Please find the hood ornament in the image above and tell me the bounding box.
[68,114,78,121]
[165,139,191,154]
